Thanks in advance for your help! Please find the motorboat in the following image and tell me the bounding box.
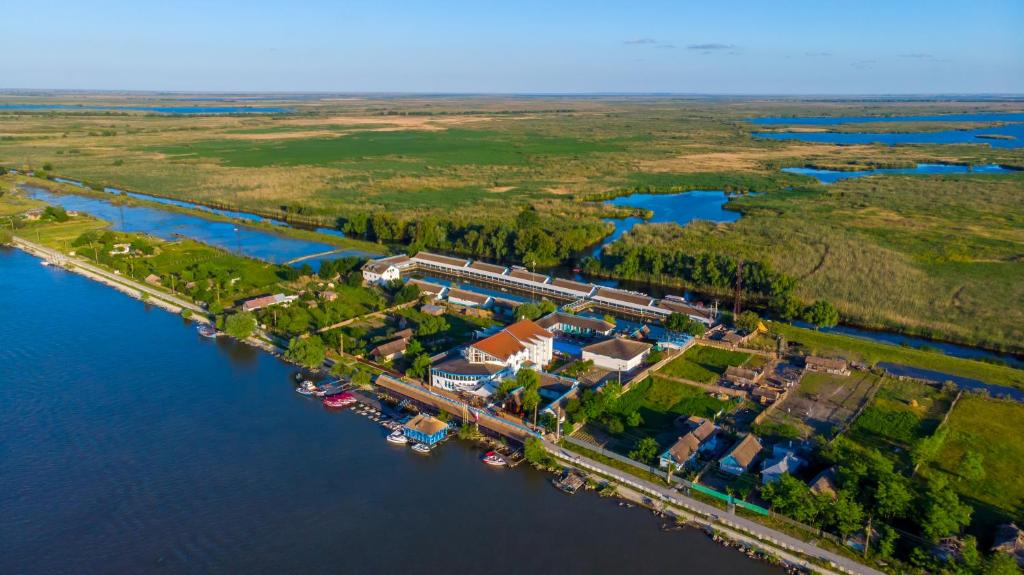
[296,380,319,396]
[197,324,218,338]
[411,443,431,454]
[386,430,408,445]
[323,391,357,408]
[482,451,507,467]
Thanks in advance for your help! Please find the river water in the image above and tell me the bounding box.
[0,247,777,575]
[782,163,1015,184]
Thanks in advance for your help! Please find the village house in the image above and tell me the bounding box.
[320,290,338,302]
[420,303,445,316]
[804,356,850,376]
[536,311,615,339]
[581,337,652,372]
[991,523,1024,567]
[360,255,412,285]
[23,208,43,221]
[144,273,161,286]
[369,337,409,362]
[722,365,761,388]
[659,416,719,469]
[751,386,782,405]
[241,293,298,313]
[430,319,554,394]
[761,445,804,484]
[719,434,763,475]
[808,467,839,499]
[407,278,447,300]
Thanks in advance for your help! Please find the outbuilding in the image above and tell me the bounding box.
[581,338,652,371]
[403,414,449,446]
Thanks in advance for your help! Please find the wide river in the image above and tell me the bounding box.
[0,248,777,575]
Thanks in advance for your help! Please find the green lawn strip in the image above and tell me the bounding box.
[926,396,1024,533]
[773,322,1024,390]
[557,439,666,484]
[657,345,752,384]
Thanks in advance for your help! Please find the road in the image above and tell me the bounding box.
[12,236,210,318]
[541,439,885,575]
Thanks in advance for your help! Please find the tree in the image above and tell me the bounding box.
[626,410,643,427]
[770,292,802,320]
[628,436,659,464]
[826,491,865,538]
[959,451,985,483]
[518,369,541,424]
[802,299,839,329]
[873,474,913,520]
[285,336,326,368]
[393,282,420,304]
[405,338,424,358]
[665,313,705,336]
[734,310,761,334]
[873,525,899,559]
[224,311,257,340]
[920,476,972,542]
[761,474,822,524]
[407,353,431,380]
[351,368,372,387]
[986,552,1022,575]
[606,417,624,434]
[912,428,948,469]
[523,437,552,467]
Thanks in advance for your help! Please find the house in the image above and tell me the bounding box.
[581,338,652,371]
[657,297,717,326]
[320,290,338,302]
[447,287,492,308]
[991,523,1024,567]
[761,447,804,484]
[751,386,782,405]
[933,537,966,563]
[360,255,411,285]
[144,273,161,285]
[109,243,132,256]
[536,312,615,338]
[369,337,409,362]
[430,319,554,393]
[808,467,839,499]
[241,293,298,312]
[407,279,447,300]
[392,328,415,340]
[804,356,850,376]
[719,434,762,475]
[403,414,448,446]
[659,416,719,469]
[420,303,445,316]
[23,208,43,221]
[722,365,761,388]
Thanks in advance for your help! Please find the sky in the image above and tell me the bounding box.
[3,0,1022,94]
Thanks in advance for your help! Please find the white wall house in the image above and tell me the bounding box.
[430,319,554,394]
[581,338,652,371]
[361,255,411,285]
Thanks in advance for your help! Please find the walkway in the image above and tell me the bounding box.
[284,248,351,266]
[541,440,884,575]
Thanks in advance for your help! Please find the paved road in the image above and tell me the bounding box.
[542,439,885,575]
[13,236,209,317]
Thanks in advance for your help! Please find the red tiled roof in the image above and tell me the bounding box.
[471,331,526,361]
[503,319,554,343]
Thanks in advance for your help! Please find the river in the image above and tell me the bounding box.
[0,247,778,575]
[782,163,1015,184]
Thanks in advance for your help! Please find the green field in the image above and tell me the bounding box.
[610,375,735,447]
[847,378,953,467]
[927,397,1024,533]
[658,345,753,384]
[772,323,1024,390]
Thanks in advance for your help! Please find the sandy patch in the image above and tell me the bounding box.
[487,186,516,193]
[639,143,880,172]
[288,115,494,129]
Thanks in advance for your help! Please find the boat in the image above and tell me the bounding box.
[323,391,357,408]
[40,261,50,267]
[411,443,431,454]
[197,324,218,338]
[296,380,319,396]
[386,430,408,444]
[482,451,506,466]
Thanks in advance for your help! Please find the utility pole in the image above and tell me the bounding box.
[732,259,743,318]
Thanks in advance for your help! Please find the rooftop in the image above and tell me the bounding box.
[469,261,508,275]
[432,355,505,376]
[447,288,491,305]
[805,356,848,370]
[508,268,550,284]
[407,278,446,295]
[536,312,615,333]
[594,287,654,308]
[413,251,470,267]
[582,337,652,360]
[724,434,763,468]
[550,277,595,294]
[657,299,716,320]
[471,331,526,361]
[404,414,448,436]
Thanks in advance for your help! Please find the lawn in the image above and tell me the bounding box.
[21,217,109,249]
[610,375,736,447]
[927,397,1024,534]
[657,345,752,384]
[846,378,953,467]
[0,189,45,217]
[773,323,1024,391]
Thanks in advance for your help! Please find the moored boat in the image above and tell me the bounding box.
[197,324,218,338]
[323,391,357,408]
[411,443,431,454]
[482,451,506,466]
[386,430,408,444]
[296,380,319,396]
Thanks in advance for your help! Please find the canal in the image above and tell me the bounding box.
[0,247,778,575]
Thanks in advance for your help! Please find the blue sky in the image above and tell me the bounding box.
[5,0,1022,94]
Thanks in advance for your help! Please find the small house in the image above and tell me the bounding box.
[144,273,161,286]
[659,416,719,469]
[403,414,449,446]
[23,208,43,221]
[536,312,615,338]
[761,448,804,484]
[581,338,652,371]
[420,303,445,316]
[991,523,1024,567]
[320,290,338,302]
[719,434,762,475]
[370,337,409,362]
[808,467,839,499]
[447,288,492,309]
[360,255,411,285]
[804,356,850,376]
[722,365,761,388]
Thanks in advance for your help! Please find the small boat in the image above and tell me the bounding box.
[296,380,319,396]
[197,324,218,338]
[387,430,408,444]
[323,391,357,408]
[40,261,51,267]
[482,451,506,467]
[411,443,431,454]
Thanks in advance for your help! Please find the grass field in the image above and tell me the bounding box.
[765,370,881,438]
[927,397,1024,534]
[772,323,1024,390]
[657,345,753,384]
[846,378,953,468]
[2,95,1023,351]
